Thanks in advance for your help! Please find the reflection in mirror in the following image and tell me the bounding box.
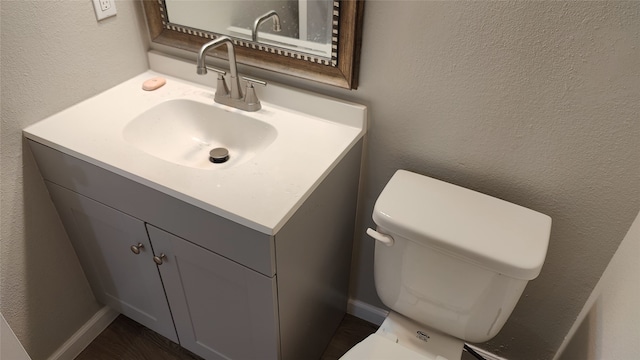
[252,11,282,42]
[142,0,364,89]
[164,0,335,58]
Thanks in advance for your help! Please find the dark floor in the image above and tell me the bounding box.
[77,314,378,360]
[77,314,480,360]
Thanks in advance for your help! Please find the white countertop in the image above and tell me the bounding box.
[24,58,366,235]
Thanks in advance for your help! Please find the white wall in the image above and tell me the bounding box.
[556,211,640,360]
[347,5,639,359]
[0,1,149,358]
[153,2,640,359]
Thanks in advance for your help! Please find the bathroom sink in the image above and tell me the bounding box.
[23,61,366,233]
[123,99,277,169]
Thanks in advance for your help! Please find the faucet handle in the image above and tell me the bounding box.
[242,76,267,88]
[206,66,226,76]
[241,76,265,111]
[208,67,229,98]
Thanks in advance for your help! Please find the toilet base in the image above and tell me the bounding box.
[341,312,464,360]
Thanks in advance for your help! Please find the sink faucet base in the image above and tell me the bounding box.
[196,36,265,112]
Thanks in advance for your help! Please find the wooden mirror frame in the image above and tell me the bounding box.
[142,0,365,89]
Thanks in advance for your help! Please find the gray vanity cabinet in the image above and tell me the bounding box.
[147,225,279,360]
[28,138,362,360]
[45,182,178,343]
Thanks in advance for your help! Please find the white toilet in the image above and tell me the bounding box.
[342,170,552,360]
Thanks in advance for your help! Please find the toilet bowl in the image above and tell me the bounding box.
[341,170,552,360]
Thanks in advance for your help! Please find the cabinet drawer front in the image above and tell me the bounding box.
[148,225,280,360]
[46,182,178,342]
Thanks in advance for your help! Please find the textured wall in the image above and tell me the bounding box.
[349,3,639,359]
[153,2,640,359]
[351,3,640,358]
[0,1,149,359]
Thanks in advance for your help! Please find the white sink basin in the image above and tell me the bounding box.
[123,99,277,169]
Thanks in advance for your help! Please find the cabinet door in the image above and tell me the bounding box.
[147,225,280,360]
[46,182,178,342]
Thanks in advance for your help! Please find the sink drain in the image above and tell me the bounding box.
[209,148,230,164]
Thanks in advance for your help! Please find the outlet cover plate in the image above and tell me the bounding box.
[92,0,117,21]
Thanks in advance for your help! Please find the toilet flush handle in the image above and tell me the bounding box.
[366,228,394,246]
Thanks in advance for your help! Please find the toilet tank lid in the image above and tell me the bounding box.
[373,170,552,280]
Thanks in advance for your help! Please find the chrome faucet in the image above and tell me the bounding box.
[252,10,281,42]
[196,36,265,112]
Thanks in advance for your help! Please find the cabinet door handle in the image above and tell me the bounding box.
[130,243,144,254]
[153,253,167,265]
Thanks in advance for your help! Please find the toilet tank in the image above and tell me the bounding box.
[371,170,551,343]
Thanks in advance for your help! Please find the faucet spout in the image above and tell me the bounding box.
[252,10,282,42]
[196,36,242,100]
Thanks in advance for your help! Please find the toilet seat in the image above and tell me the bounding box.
[340,333,433,360]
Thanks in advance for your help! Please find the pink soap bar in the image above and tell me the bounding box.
[142,77,166,91]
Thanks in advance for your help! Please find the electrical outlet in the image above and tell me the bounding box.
[92,0,117,21]
[99,0,110,11]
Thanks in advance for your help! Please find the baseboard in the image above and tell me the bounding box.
[47,306,118,360]
[346,298,388,326]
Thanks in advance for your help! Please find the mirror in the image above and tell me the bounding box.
[142,0,364,89]
[164,1,335,58]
